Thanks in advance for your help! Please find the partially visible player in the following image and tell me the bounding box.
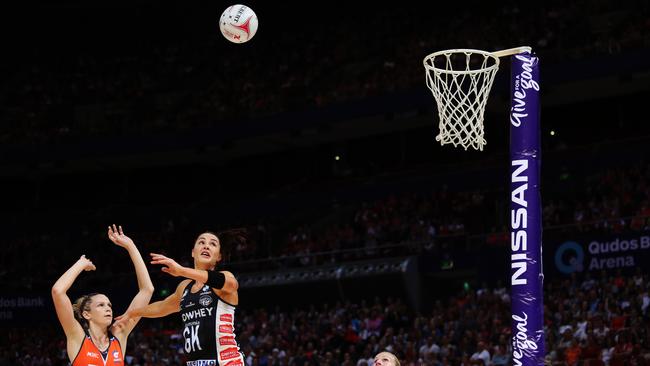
[374,351,401,366]
[115,230,245,366]
[51,225,154,365]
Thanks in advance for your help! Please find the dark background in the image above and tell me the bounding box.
[0,1,649,365]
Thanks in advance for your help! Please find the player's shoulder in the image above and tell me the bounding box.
[221,270,236,278]
[176,279,193,293]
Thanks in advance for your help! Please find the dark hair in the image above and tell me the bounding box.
[72,293,100,330]
[198,228,247,264]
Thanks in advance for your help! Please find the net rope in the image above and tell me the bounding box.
[424,50,499,151]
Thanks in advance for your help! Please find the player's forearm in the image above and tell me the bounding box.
[178,266,208,283]
[179,268,238,292]
[52,262,85,294]
[131,300,177,318]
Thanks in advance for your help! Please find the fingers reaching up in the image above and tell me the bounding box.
[150,253,183,277]
[113,311,134,330]
[78,255,96,271]
[107,224,135,248]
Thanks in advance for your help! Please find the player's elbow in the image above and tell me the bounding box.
[141,283,155,295]
[51,285,66,297]
[225,277,239,292]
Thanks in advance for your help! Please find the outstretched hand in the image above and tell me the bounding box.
[77,255,96,271]
[113,310,134,330]
[107,224,135,249]
[150,253,184,277]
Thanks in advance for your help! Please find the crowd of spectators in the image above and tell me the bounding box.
[544,164,650,232]
[1,156,650,292]
[1,1,648,144]
[1,0,649,289]
[1,270,648,366]
[2,3,649,365]
[281,161,650,267]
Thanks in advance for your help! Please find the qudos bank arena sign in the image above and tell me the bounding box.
[554,234,650,274]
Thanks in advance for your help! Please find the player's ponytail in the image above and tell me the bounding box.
[215,228,247,263]
[199,228,247,264]
[72,293,99,331]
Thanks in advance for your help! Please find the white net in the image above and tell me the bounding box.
[423,49,500,151]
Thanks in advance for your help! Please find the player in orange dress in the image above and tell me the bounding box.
[51,225,154,365]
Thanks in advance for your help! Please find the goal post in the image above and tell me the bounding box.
[423,47,545,365]
[509,51,544,366]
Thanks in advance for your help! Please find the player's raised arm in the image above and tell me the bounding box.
[114,279,188,328]
[150,253,238,293]
[51,256,96,343]
[106,225,154,337]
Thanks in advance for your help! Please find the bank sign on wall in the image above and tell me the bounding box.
[552,233,650,275]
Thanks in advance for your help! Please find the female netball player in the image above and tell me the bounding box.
[374,351,401,366]
[51,225,154,365]
[115,230,245,366]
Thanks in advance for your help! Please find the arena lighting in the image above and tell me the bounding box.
[238,257,411,288]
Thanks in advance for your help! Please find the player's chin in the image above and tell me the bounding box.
[198,256,214,264]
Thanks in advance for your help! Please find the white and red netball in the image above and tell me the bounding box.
[219,4,258,44]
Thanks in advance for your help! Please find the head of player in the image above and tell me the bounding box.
[189,229,244,271]
[72,292,114,334]
[374,351,401,366]
[191,232,224,271]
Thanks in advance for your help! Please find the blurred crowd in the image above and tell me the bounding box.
[2,157,650,291]
[2,3,650,365]
[1,270,648,366]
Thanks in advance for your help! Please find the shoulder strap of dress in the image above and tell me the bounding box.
[185,279,196,291]
[70,334,89,366]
